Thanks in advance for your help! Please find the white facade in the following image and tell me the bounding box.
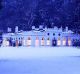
[2,26,80,47]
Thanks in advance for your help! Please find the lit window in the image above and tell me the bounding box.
[41,37,45,46]
[27,37,31,46]
[46,38,50,46]
[35,37,39,46]
[57,38,61,46]
[68,38,71,46]
[2,38,7,47]
[6,39,9,46]
[62,38,66,46]
[16,38,18,47]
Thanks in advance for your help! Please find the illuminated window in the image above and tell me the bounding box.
[27,37,31,46]
[57,38,61,46]
[62,38,66,46]
[35,37,39,46]
[6,39,9,46]
[16,38,18,47]
[46,38,50,46]
[68,38,71,46]
[41,37,45,46]
[2,38,7,47]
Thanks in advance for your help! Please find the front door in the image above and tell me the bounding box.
[52,38,57,46]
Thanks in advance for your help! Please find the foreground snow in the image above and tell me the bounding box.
[0,47,80,74]
[0,47,80,59]
[0,57,80,74]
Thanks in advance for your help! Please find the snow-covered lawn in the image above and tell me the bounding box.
[0,47,80,59]
[0,47,80,74]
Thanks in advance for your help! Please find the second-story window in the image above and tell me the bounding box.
[53,33,55,36]
[58,33,61,36]
[47,33,50,36]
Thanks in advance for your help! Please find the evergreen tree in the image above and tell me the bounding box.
[0,0,80,32]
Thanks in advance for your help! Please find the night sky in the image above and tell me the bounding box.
[0,0,80,33]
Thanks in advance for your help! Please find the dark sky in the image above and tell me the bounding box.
[0,0,80,32]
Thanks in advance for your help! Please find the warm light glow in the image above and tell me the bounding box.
[57,38,61,46]
[68,38,71,46]
[27,37,31,46]
[2,38,9,47]
[16,39,18,46]
[46,38,50,46]
[62,38,66,46]
[35,37,39,46]
[6,40,9,46]
[41,37,45,46]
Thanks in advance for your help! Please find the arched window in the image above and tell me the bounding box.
[35,37,39,46]
[52,38,57,46]
[2,38,7,47]
[16,38,18,46]
[47,38,50,46]
[27,37,31,46]
[41,37,45,46]
[6,38,9,46]
[68,38,71,46]
[57,38,61,46]
[62,38,66,46]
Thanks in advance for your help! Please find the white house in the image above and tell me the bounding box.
[2,26,80,47]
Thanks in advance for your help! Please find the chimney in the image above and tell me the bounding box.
[39,25,43,30]
[15,26,18,33]
[32,26,35,30]
[66,26,68,32]
[7,27,12,33]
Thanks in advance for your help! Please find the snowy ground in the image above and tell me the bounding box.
[0,47,80,59]
[0,47,80,74]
